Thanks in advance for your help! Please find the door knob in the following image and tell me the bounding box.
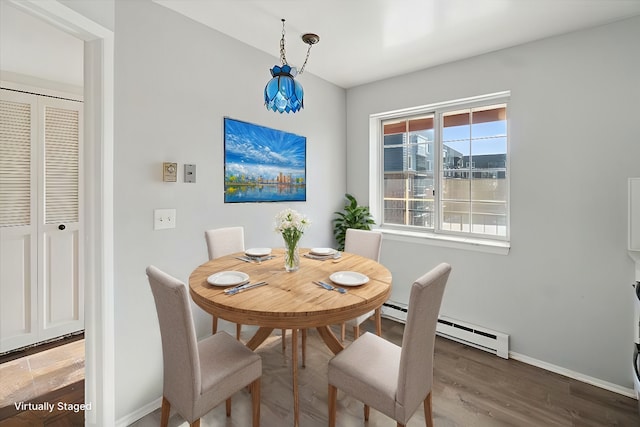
[58,224,66,230]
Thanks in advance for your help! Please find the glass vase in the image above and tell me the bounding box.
[284,240,300,272]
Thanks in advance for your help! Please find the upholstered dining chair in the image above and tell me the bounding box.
[205,226,288,348]
[340,228,383,342]
[205,226,245,340]
[328,262,451,427]
[146,265,262,427]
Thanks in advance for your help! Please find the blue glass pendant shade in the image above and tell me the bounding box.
[264,64,304,113]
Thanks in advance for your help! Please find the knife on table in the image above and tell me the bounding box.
[314,281,347,294]
[225,281,268,295]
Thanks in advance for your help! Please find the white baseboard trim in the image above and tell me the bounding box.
[115,397,162,427]
[510,351,637,399]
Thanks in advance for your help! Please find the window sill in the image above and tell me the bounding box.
[378,228,510,255]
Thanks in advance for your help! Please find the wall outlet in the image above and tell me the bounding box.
[154,209,176,230]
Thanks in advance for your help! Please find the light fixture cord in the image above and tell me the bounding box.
[298,44,313,75]
[280,19,288,65]
[279,18,314,74]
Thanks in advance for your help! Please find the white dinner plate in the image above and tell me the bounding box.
[329,271,369,287]
[207,271,250,286]
[245,247,272,257]
[310,247,337,256]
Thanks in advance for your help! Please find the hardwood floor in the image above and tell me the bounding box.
[1,321,636,426]
[0,339,85,426]
[131,319,639,426]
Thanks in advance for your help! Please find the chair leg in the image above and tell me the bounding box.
[226,398,231,416]
[212,316,218,334]
[236,323,242,340]
[375,307,382,336]
[282,329,286,352]
[353,324,360,340]
[424,391,434,427]
[251,378,261,427]
[190,420,200,427]
[160,396,170,427]
[301,328,307,367]
[340,323,346,342]
[328,384,337,427]
[364,404,370,421]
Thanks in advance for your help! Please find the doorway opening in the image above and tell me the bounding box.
[1,0,114,425]
[1,3,85,422]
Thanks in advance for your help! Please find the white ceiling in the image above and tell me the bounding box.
[3,1,640,90]
[155,0,640,88]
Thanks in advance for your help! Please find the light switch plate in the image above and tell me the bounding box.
[154,209,176,230]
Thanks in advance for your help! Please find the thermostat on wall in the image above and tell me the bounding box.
[163,162,177,182]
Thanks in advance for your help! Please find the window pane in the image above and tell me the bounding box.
[384,120,406,135]
[471,200,507,235]
[384,133,404,146]
[408,197,434,227]
[469,104,507,237]
[441,104,507,237]
[384,145,405,171]
[384,171,406,199]
[472,121,506,138]
[383,115,434,229]
[384,198,406,225]
[442,201,470,232]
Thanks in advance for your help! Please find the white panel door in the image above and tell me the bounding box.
[0,90,38,351]
[0,89,83,352]
[0,231,38,350]
[38,97,83,342]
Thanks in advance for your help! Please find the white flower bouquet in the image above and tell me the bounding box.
[275,208,310,271]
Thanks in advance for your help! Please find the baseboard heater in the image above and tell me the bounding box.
[382,302,510,359]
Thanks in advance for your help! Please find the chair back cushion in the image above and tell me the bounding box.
[344,228,382,262]
[205,226,245,260]
[146,266,201,407]
[396,263,451,420]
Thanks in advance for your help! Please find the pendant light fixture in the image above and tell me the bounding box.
[264,19,319,114]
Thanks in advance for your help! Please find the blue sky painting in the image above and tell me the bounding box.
[224,118,306,203]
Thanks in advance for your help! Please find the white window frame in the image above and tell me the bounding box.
[369,91,510,254]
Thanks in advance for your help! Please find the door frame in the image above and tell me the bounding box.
[6,1,115,425]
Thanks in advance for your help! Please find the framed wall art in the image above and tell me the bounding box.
[224,117,307,203]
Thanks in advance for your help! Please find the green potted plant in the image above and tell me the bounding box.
[332,193,375,251]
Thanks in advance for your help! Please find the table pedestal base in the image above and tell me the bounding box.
[245,326,344,427]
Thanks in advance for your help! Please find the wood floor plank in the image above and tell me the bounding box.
[0,358,35,408]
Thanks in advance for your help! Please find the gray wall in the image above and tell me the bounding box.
[346,16,640,389]
[113,0,346,419]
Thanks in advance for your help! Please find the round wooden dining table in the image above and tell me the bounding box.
[189,248,392,427]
